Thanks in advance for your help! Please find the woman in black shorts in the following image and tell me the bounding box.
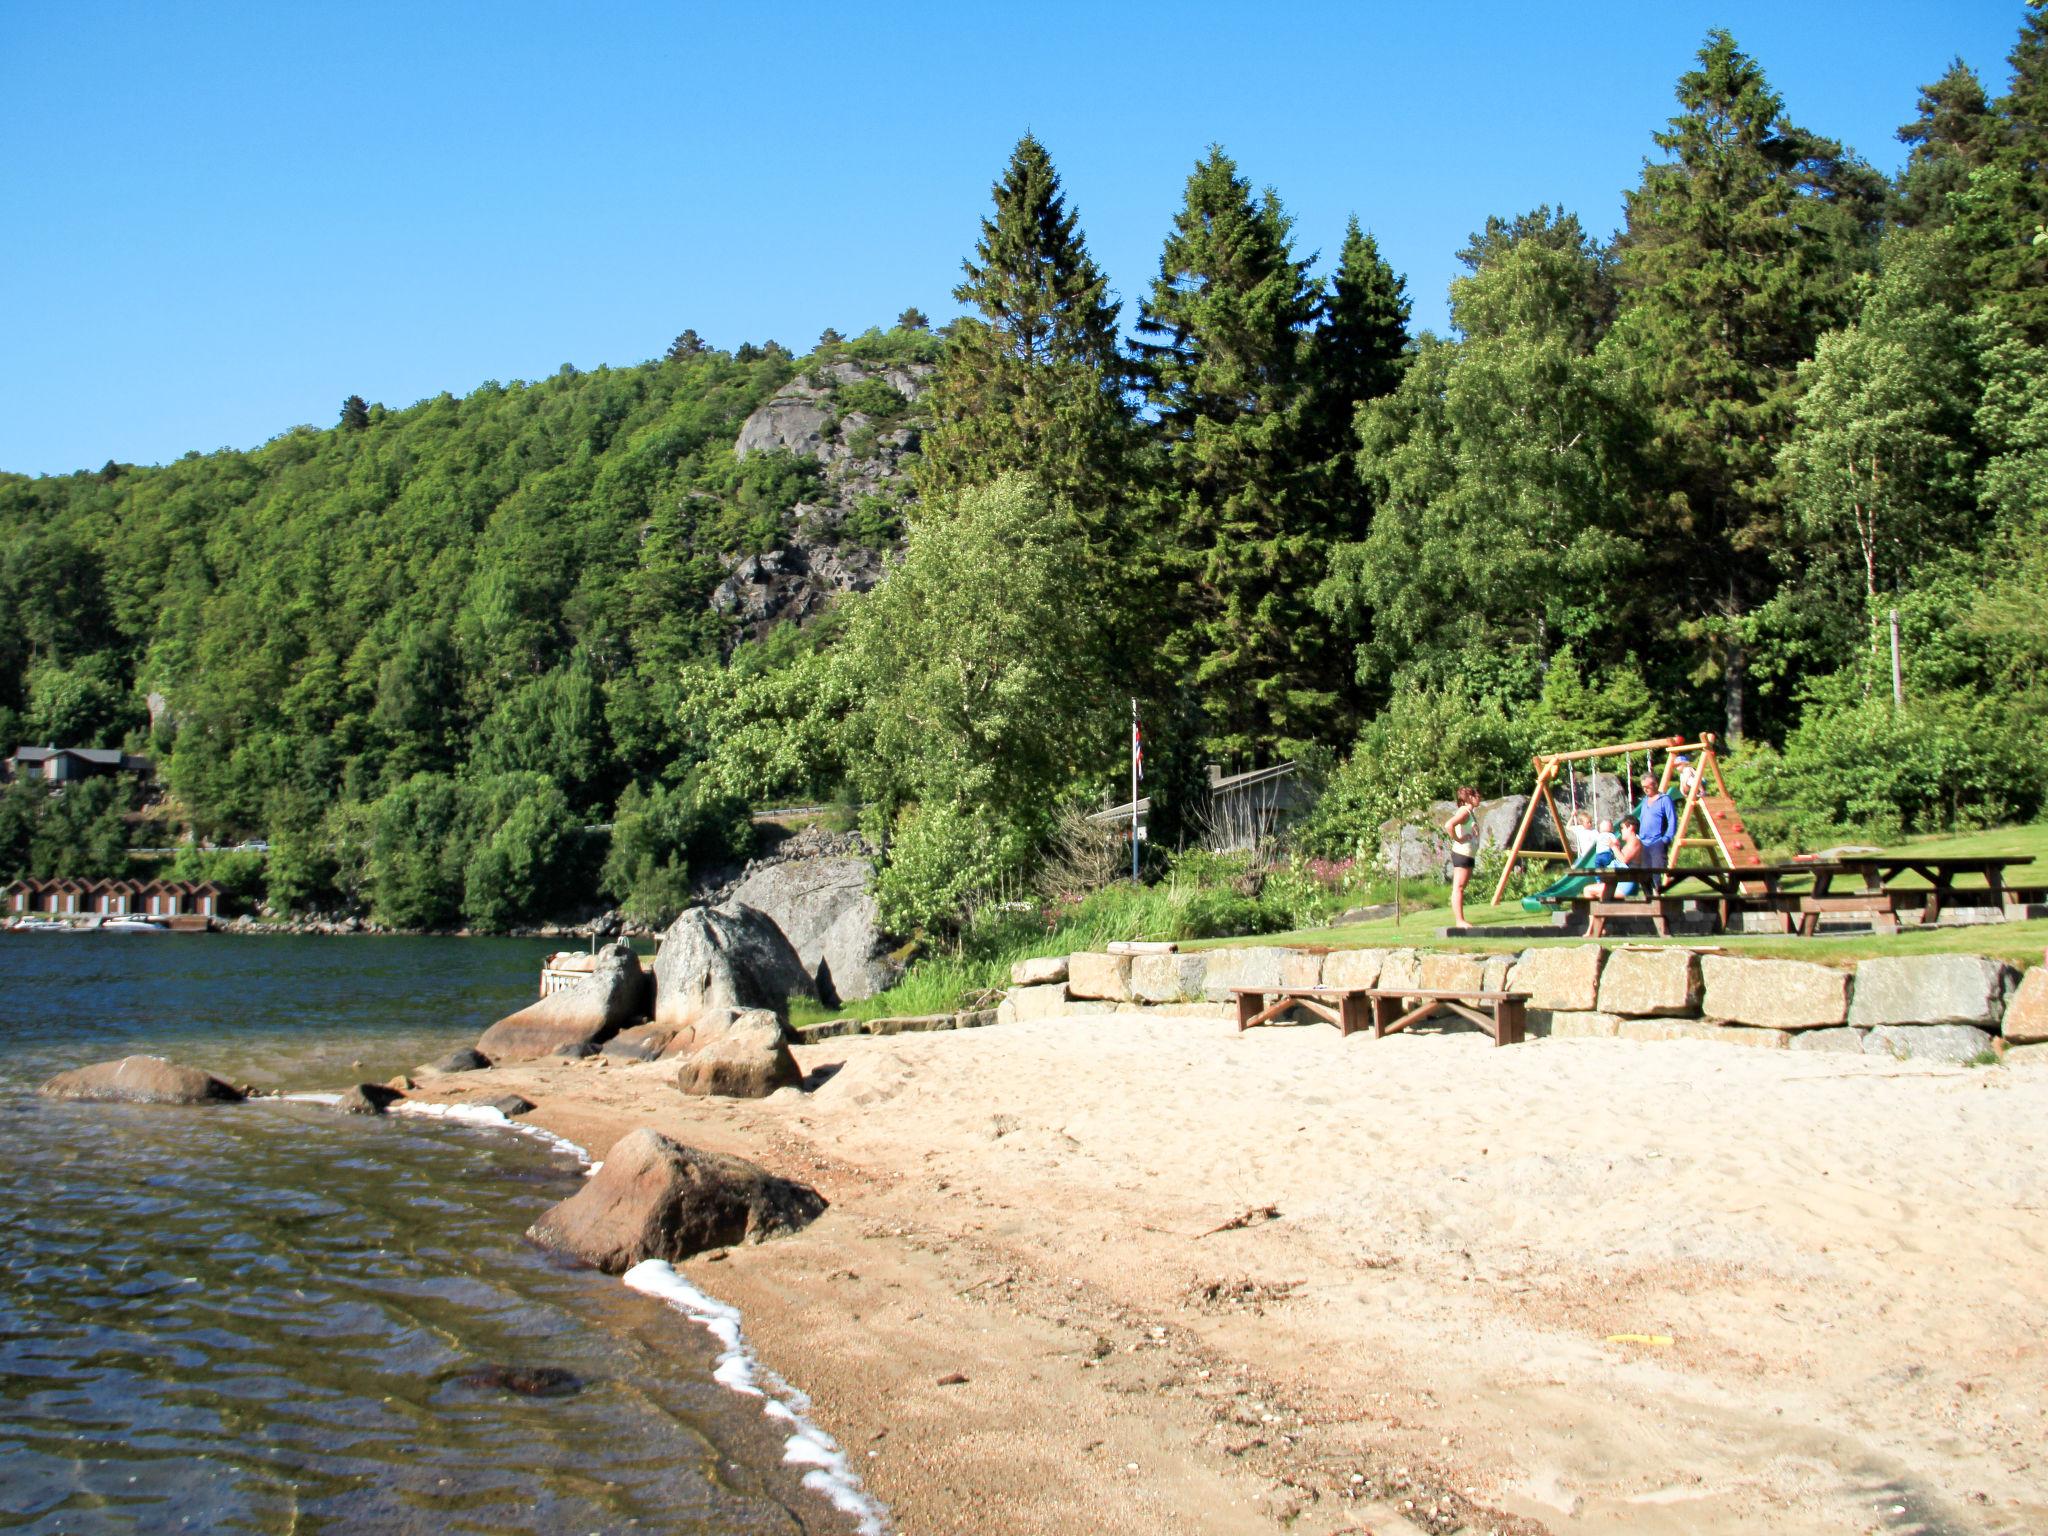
[1444,786,1482,928]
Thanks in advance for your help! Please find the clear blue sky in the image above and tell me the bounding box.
[0,1,2030,476]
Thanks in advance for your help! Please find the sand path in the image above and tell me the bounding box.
[454,1017,2048,1535]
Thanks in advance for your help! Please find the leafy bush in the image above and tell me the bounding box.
[166,847,266,911]
[1730,685,2044,840]
[602,772,754,927]
[1297,680,1529,858]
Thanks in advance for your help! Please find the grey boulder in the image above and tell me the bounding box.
[1848,955,2019,1029]
[653,902,813,1031]
[335,1083,405,1115]
[476,942,649,1063]
[423,1047,491,1075]
[40,1056,244,1106]
[729,856,900,1005]
[525,1127,825,1273]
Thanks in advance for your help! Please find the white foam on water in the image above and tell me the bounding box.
[280,1091,343,1105]
[388,1098,591,1165]
[624,1259,887,1536]
[372,1097,888,1535]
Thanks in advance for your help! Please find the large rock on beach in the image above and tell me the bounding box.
[1863,1023,1996,1065]
[1506,945,1605,1013]
[1700,956,1848,1030]
[477,942,649,1063]
[1597,948,1701,1018]
[729,856,899,1005]
[527,1127,826,1272]
[423,1047,491,1075]
[2004,967,2048,1044]
[674,1009,802,1098]
[602,1024,678,1062]
[40,1056,245,1106]
[1847,955,2019,1030]
[654,902,813,1031]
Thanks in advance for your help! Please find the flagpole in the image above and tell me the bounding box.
[1130,697,1140,883]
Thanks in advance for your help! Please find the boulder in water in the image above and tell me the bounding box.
[39,1056,245,1106]
[455,1364,582,1398]
[335,1083,404,1115]
[652,902,812,1031]
[476,942,648,1063]
[526,1127,825,1273]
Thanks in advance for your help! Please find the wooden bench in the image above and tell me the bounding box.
[1228,986,1529,1047]
[1230,985,1373,1036]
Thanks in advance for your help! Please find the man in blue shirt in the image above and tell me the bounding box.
[1636,771,1677,889]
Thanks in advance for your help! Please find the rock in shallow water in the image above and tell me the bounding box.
[335,1083,404,1115]
[486,1094,536,1118]
[526,1127,825,1273]
[455,1364,582,1398]
[39,1056,245,1106]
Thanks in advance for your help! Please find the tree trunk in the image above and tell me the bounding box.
[1723,582,1747,742]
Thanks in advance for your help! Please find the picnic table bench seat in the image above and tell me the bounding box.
[1228,983,1529,1047]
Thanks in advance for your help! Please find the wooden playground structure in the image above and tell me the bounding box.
[1488,733,1762,907]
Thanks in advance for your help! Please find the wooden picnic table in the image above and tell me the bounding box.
[1567,856,2041,937]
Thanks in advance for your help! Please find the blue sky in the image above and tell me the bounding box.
[0,1,2030,476]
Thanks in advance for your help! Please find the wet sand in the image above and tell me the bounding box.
[428,1015,2048,1535]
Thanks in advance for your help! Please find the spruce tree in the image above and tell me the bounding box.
[1951,7,2048,340]
[916,133,1132,526]
[1608,30,1885,738]
[665,329,707,361]
[1895,60,1996,229]
[339,395,370,431]
[1134,146,1338,762]
[1304,217,1410,475]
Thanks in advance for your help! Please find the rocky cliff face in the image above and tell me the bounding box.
[715,359,933,641]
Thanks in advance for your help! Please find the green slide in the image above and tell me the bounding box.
[1522,869,1599,912]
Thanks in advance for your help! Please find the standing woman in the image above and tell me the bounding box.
[1445,786,1483,929]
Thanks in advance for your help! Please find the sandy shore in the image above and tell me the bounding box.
[427,1015,2048,1536]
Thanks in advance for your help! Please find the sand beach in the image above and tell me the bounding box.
[428,1013,2048,1536]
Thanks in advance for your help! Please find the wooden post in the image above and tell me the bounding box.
[1490,756,1555,906]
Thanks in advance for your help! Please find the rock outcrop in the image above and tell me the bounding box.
[476,942,648,1063]
[653,902,813,1030]
[525,1127,826,1272]
[674,1008,802,1098]
[728,855,899,1004]
[40,1056,245,1106]
[718,358,934,644]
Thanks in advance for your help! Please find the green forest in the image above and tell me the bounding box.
[4,13,2046,934]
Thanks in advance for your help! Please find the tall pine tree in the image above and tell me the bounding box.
[916,134,1133,527]
[1950,6,2048,340]
[1609,30,1885,738]
[1305,217,1410,470]
[1134,147,1338,762]
[1895,60,1997,229]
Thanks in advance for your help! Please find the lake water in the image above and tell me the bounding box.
[0,934,863,1535]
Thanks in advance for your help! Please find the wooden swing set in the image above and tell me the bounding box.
[1488,733,1764,906]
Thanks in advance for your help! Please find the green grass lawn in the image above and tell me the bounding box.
[1191,820,2048,968]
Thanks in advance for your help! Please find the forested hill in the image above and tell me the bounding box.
[0,324,938,922]
[5,11,2048,939]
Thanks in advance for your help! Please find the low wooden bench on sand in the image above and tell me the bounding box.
[1230,984,1530,1047]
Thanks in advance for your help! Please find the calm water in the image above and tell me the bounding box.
[0,934,856,1535]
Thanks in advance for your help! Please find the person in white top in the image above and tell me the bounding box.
[1569,810,1600,864]
[1444,786,1483,928]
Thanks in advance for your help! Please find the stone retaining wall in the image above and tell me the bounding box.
[995,945,2047,1065]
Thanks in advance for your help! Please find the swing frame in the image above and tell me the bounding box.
[1487,733,1749,907]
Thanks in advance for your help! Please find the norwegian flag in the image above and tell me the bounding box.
[1132,706,1143,782]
